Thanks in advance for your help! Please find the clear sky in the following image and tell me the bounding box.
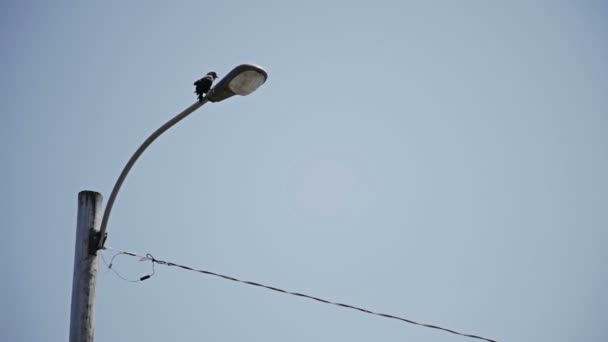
[1,1,607,341]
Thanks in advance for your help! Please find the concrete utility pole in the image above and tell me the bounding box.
[69,191,103,342]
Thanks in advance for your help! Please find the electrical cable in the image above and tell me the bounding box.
[102,246,497,342]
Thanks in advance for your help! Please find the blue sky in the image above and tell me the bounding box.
[1,1,607,341]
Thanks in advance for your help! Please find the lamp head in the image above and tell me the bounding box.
[207,64,268,103]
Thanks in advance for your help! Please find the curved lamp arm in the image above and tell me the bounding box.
[95,63,267,251]
[97,98,209,250]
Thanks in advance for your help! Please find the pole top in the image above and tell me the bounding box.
[79,190,103,198]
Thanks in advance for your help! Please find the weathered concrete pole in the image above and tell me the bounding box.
[69,191,103,342]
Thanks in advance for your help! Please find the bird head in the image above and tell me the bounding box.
[207,71,218,79]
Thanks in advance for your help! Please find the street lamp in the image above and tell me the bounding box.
[207,64,268,102]
[96,63,268,250]
[70,63,267,342]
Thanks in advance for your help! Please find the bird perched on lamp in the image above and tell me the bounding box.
[194,71,218,101]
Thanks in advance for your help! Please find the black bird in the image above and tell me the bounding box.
[194,71,218,101]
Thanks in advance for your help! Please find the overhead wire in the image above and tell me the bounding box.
[102,246,497,342]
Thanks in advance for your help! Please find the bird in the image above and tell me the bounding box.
[193,71,218,101]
